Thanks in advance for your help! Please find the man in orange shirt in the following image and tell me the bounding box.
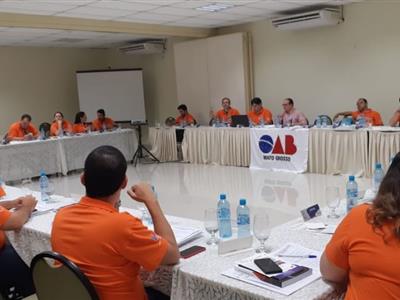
[175,104,196,126]
[50,111,73,136]
[247,97,273,125]
[211,97,240,125]
[91,109,116,131]
[7,114,39,141]
[51,146,180,300]
[333,98,383,126]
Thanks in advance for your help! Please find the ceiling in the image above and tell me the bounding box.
[0,0,360,48]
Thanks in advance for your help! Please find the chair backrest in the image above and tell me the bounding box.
[314,115,333,125]
[38,123,51,137]
[30,251,99,300]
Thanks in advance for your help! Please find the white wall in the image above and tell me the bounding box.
[218,2,400,123]
[0,47,106,134]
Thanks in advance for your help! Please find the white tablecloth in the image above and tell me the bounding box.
[369,130,400,174]
[308,128,369,176]
[182,127,250,167]
[0,129,137,181]
[4,185,339,299]
[148,127,178,162]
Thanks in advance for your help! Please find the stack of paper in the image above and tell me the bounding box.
[222,243,321,296]
[171,226,203,247]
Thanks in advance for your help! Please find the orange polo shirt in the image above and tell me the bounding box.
[325,204,400,300]
[247,108,273,125]
[176,113,195,125]
[0,206,11,249]
[72,123,87,134]
[351,109,383,126]
[51,197,168,300]
[215,108,240,123]
[92,118,114,131]
[50,120,73,136]
[8,122,38,139]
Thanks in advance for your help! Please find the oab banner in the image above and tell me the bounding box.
[250,128,309,173]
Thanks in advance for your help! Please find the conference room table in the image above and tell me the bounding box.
[149,126,400,177]
[4,185,346,300]
[0,129,137,182]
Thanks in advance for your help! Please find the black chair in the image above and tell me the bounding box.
[313,115,333,125]
[30,251,99,300]
[38,122,51,138]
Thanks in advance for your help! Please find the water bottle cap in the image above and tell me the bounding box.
[239,199,246,206]
[376,163,382,169]
[349,175,355,181]
[40,169,46,176]
[219,194,226,200]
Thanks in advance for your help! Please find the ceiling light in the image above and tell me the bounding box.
[196,3,233,12]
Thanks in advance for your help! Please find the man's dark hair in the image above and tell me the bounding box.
[177,104,188,111]
[285,98,294,105]
[359,98,368,104]
[97,109,105,116]
[250,97,262,106]
[222,97,231,104]
[74,111,86,124]
[84,146,127,198]
[21,114,32,122]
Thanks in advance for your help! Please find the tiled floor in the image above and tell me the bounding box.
[15,162,372,228]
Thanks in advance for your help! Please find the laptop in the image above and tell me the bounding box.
[231,115,250,127]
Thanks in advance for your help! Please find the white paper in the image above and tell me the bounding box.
[270,243,321,270]
[320,224,338,235]
[305,222,326,230]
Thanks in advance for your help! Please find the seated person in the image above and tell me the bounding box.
[333,98,383,126]
[279,98,308,126]
[51,146,180,300]
[50,112,73,136]
[7,114,39,141]
[320,152,400,299]
[175,104,196,126]
[72,111,90,134]
[91,109,116,131]
[247,97,273,125]
[165,117,176,127]
[0,195,37,298]
[210,97,240,125]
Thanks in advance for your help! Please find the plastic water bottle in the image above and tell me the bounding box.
[316,116,322,128]
[372,163,384,192]
[237,199,250,237]
[346,175,358,212]
[259,116,265,127]
[217,194,232,238]
[40,128,46,140]
[39,170,50,202]
[321,116,328,128]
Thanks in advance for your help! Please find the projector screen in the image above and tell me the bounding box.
[76,69,146,122]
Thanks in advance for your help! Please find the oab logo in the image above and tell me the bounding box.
[258,135,297,155]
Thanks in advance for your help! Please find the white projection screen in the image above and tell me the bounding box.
[76,69,146,122]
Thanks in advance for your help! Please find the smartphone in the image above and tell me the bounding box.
[254,258,283,274]
[180,246,206,259]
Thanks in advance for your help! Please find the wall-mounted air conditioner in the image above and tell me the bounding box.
[271,8,343,30]
[119,40,165,55]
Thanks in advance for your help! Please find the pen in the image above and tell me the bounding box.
[278,255,317,258]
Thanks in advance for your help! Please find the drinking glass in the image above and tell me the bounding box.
[253,212,271,253]
[326,186,340,218]
[204,208,219,245]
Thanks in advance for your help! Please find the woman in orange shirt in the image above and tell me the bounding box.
[73,111,90,134]
[320,153,400,299]
[50,111,73,137]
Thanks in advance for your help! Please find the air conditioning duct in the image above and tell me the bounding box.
[119,39,166,55]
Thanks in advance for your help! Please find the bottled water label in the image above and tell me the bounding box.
[218,207,230,220]
[237,214,250,225]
